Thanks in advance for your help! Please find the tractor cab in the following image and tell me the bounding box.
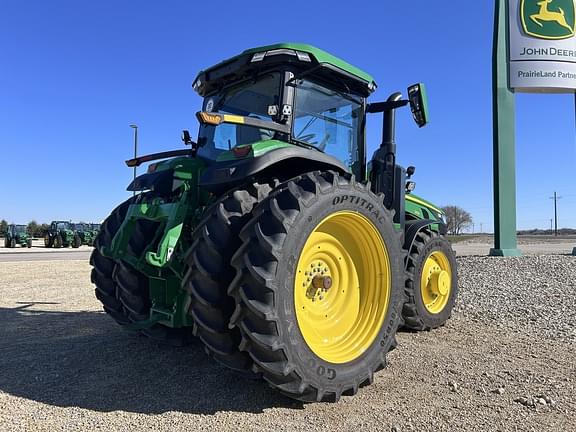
[10,224,27,235]
[53,221,71,231]
[73,223,86,232]
[193,44,374,182]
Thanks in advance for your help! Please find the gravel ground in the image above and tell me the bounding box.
[0,255,574,432]
[451,235,576,256]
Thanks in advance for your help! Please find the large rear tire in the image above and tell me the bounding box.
[182,181,275,375]
[402,229,458,330]
[229,171,406,402]
[90,196,193,345]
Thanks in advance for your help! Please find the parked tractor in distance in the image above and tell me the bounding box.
[72,223,100,246]
[90,43,457,402]
[44,221,79,248]
[4,224,32,248]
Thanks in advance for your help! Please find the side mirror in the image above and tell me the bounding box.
[181,130,192,145]
[407,83,429,128]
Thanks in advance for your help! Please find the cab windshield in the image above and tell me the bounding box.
[197,72,281,160]
[56,223,69,230]
[14,225,26,233]
[292,79,362,172]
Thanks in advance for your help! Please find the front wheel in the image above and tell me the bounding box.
[183,181,275,375]
[90,195,193,345]
[402,229,458,330]
[229,171,406,402]
[10,238,16,248]
[53,235,62,248]
[44,234,52,248]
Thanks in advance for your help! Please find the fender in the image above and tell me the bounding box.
[199,146,349,193]
[403,219,447,269]
[127,169,174,193]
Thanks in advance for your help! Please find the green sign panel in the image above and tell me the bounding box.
[521,0,575,40]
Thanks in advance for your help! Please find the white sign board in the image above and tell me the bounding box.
[509,0,576,92]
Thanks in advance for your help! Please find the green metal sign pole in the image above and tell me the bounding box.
[490,0,522,257]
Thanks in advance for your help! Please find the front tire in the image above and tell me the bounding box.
[53,235,62,248]
[229,171,406,402]
[90,196,192,345]
[402,229,458,330]
[183,181,275,375]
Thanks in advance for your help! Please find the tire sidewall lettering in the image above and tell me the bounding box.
[332,194,386,225]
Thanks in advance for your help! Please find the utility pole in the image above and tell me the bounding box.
[480,223,483,234]
[549,192,562,236]
[550,218,553,232]
[129,124,138,196]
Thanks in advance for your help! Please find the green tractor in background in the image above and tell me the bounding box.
[44,221,80,248]
[91,43,457,401]
[90,223,101,235]
[72,223,100,246]
[4,224,32,248]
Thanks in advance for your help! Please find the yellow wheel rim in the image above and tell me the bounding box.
[294,211,391,364]
[420,251,452,314]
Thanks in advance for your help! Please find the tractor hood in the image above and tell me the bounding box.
[405,194,445,222]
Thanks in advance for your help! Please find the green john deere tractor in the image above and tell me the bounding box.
[72,223,99,246]
[4,224,32,248]
[44,221,80,248]
[91,43,457,402]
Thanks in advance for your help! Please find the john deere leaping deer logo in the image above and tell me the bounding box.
[521,0,576,39]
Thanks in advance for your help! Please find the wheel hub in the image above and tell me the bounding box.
[304,261,332,300]
[294,211,391,364]
[420,251,452,314]
[434,270,450,296]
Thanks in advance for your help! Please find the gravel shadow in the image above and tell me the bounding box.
[0,303,302,414]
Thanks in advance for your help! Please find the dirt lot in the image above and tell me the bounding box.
[0,251,575,431]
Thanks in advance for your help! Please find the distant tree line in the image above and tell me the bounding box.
[518,228,576,235]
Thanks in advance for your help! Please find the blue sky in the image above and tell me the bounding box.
[1,1,575,231]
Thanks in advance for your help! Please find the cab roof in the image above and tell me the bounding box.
[193,43,377,97]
